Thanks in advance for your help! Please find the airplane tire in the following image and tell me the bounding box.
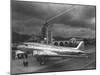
[40,61,45,65]
[39,57,45,65]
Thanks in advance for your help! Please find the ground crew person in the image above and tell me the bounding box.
[23,59,28,67]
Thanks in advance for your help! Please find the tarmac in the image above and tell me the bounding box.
[11,45,96,74]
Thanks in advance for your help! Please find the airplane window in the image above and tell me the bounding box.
[24,44,28,46]
[78,52,84,54]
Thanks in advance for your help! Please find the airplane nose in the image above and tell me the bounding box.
[17,46,21,49]
[17,45,24,48]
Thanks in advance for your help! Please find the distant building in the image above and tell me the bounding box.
[69,38,77,43]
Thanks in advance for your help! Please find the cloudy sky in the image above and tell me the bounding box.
[11,0,96,38]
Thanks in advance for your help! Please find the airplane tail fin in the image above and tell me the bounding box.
[75,41,85,50]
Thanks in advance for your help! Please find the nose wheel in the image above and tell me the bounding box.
[36,56,48,65]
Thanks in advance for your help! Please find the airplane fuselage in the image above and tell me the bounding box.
[17,42,85,56]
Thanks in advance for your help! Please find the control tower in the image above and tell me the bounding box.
[41,22,53,44]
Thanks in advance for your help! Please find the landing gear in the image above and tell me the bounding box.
[40,60,45,65]
[36,56,48,65]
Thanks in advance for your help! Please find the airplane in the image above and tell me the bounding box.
[17,41,89,65]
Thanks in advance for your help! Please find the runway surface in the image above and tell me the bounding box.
[11,46,96,74]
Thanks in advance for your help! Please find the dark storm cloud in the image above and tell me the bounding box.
[11,0,96,38]
[11,0,73,20]
[11,0,47,19]
[12,17,44,35]
[51,24,95,38]
[51,5,96,29]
